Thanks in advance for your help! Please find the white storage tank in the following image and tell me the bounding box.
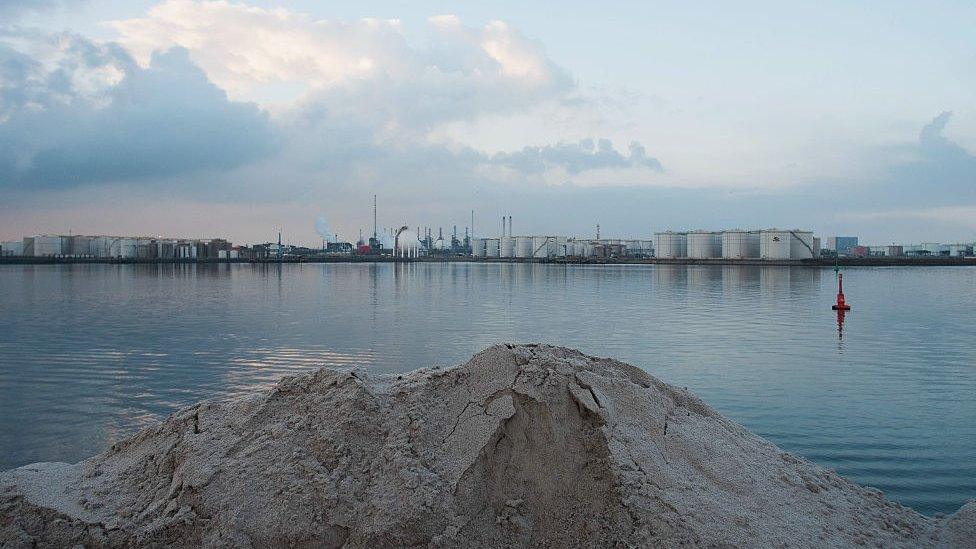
[564,240,577,257]
[622,240,641,257]
[90,237,112,258]
[722,230,760,259]
[687,231,721,258]
[1,240,24,256]
[760,230,791,259]
[531,236,551,258]
[654,232,687,258]
[948,243,972,257]
[554,236,568,257]
[500,236,515,258]
[515,236,534,258]
[812,237,822,258]
[470,238,485,257]
[28,235,63,257]
[122,239,139,258]
[484,238,500,257]
[789,230,815,259]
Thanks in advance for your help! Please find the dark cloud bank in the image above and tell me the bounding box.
[0,28,662,192]
[0,37,276,189]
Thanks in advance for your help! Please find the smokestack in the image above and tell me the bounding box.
[502,217,505,238]
[508,215,512,237]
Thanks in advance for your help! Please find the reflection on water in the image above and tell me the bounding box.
[1,262,975,515]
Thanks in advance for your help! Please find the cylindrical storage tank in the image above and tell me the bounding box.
[687,231,721,258]
[515,236,534,258]
[554,236,568,257]
[531,236,550,258]
[654,232,687,258]
[789,230,815,259]
[760,230,791,259]
[470,238,485,257]
[722,230,760,259]
[484,238,500,257]
[582,241,596,257]
[812,237,821,258]
[564,240,577,256]
[500,236,515,258]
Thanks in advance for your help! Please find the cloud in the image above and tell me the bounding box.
[110,1,575,130]
[0,0,79,18]
[916,111,975,167]
[491,138,663,175]
[840,205,976,225]
[0,3,663,201]
[882,111,976,202]
[0,30,276,189]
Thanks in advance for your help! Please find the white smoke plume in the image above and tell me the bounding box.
[315,214,333,242]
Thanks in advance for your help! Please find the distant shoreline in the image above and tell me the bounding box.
[1,256,974,267]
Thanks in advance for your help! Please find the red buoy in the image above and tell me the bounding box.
[832,272,851,311]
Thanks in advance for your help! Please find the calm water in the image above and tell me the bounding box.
[1,263,974,515]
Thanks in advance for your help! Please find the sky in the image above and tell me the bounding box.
[1,0,974,245]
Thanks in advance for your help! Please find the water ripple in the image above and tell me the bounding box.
[1,263,974,515]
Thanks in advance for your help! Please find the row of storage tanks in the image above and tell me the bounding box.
[655,230,820,260]
[470,236,654,258]
[469,230,819,260]
[6,235,235,259]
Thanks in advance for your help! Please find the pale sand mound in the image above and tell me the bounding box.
[1,344,973,548]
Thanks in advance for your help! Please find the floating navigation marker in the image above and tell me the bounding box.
[832,272,851,311]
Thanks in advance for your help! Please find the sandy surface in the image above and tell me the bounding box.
[2,344,973,547]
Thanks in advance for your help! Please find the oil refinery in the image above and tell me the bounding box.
[3,200,974,264]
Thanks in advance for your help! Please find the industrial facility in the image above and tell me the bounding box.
[1,235,236,259]
[467,216,652,260]
[652,229,819,260]
[2,212,973,262]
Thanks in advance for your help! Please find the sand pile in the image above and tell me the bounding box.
[2,344,973,548]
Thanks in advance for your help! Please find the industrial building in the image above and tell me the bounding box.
[826,236,858,255]
[901,243,974,257]
[867,245,904,257]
